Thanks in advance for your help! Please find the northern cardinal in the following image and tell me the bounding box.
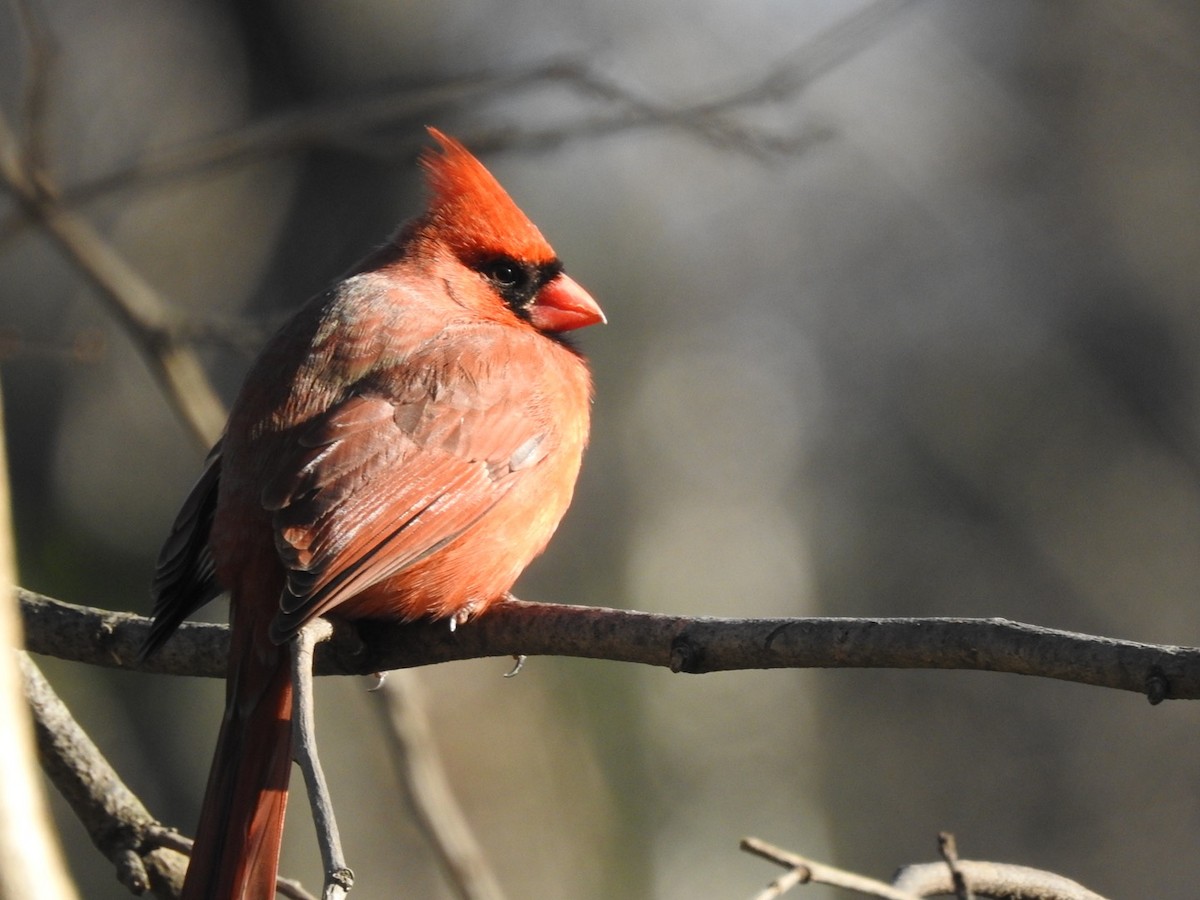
[142,128,604,899]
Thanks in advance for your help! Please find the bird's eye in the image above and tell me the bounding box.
[480,259,525,289]
[476,256,561,320]
[478,257,543,313]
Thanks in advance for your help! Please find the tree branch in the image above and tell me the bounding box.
[742,836,1109,900]
[0,0,926,236]
[372,672,508,900]
[18,589,1200,701]
[0,106,226,447]
[741,836,917,899]
[18,651,188,897]
[892,860,1107,900]
[18,649,321,900]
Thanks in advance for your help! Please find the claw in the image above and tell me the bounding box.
[366,672,387,691]
[449,602,480,633]
[503,655,527,678]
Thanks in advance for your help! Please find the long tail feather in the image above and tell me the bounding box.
[182,593,293,900]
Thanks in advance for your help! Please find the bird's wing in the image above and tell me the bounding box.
[261,342,553,639]
[141,441,224,659]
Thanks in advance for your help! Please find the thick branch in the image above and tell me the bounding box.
[17,590,1200,702]
[892,861,1107,900]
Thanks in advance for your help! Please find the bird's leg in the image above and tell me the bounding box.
[291,617,355,900]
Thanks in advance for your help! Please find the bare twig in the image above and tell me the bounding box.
[741,837,917,900]
[39,63,568,204]
[19,591,1200,702]
[373,672,508,900]
[0,54,802,243]
[494,0,926,157]
[12,51,813,218]
[0,326,106,363]
[291,618,354,900]
[938,832,973,900]
[750,865,809,900]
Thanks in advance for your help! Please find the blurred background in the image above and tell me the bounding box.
[2,0,1200,897]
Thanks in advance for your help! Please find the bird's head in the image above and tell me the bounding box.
[413,127,605,334]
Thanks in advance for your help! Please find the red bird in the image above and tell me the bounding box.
[142,128,604,899]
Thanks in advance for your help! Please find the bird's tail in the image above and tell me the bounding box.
[182,600,293,900]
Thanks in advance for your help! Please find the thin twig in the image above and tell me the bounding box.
[493,0,924,158]
[41,63,564,204]
[6,53,808,222]
[741,837,918,900]
[750,865,809,900]
[291,618,354,900]
[938,832,973,900]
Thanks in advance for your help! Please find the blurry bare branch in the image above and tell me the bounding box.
[514,0,928,158]
[0,109,227,446]
[0,0,920,476]
[47,63,577,204]
[374,672,508,900]
[741,836,916,899]
[174,313,281,357]
[450,40,846,161]
[12,0,55,178]
[742,836,1109,900]
[0,0,926,239]
[0,54,810,237]
[19,589,1200,701]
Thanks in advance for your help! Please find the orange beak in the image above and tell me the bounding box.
[529,273,606,333]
